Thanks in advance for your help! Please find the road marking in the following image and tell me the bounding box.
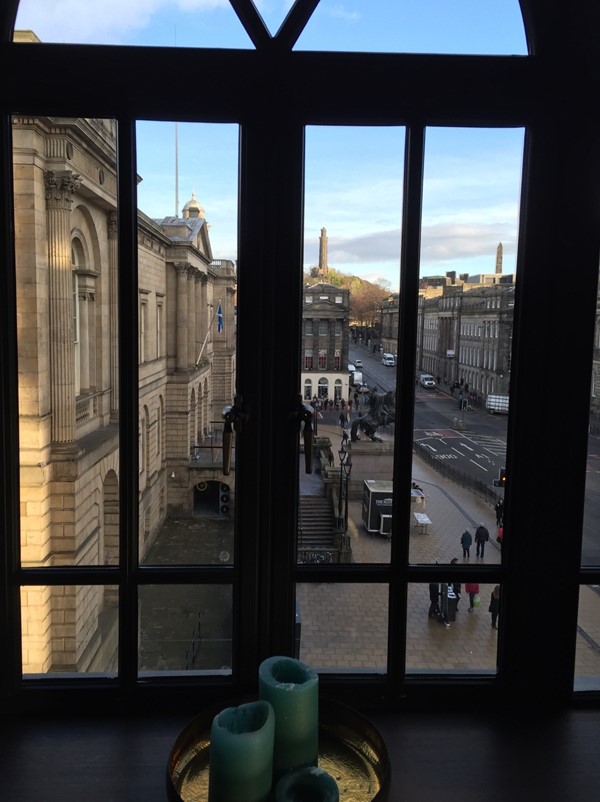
[452,446,466,456]
[470,459,488,471]
[424,444,437,452]
[459,442,474,451]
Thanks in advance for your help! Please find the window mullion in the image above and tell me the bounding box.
[116,117,139,690]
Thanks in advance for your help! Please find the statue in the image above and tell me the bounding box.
[350,387,396,442]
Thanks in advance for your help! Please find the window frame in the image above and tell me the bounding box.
[1,0,600,713]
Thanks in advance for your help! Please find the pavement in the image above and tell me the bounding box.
[298,410,600,684]
[141,392,600,686]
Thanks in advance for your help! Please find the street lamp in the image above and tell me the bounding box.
[338,443,347,528]
[337,440,353,533]
[343,455,352,534]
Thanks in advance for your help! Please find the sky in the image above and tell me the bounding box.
[15,1,528,290]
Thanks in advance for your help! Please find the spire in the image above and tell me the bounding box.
[495,242,503,274]
[318,227,328,277]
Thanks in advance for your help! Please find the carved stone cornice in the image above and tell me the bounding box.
[44,170,81,210]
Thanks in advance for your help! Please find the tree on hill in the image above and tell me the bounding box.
[304,269,390,327]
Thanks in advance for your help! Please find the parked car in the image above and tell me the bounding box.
[354,358,363,368]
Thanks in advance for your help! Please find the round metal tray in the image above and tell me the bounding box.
[167,697,390,801]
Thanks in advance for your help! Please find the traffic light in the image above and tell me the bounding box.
[220,483,230,514]
[493,468,506,488]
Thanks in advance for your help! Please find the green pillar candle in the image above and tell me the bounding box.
[258,656,319,778]
[275,767,339,802]
[208,700,275,802]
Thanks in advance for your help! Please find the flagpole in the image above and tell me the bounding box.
[195,298,222,366]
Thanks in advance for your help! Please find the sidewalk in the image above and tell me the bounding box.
[299,415,600,682]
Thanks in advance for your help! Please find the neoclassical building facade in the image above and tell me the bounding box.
[13,114,236,673]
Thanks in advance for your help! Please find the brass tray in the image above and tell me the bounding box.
[167,697,390,801]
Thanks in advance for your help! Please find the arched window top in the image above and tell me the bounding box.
[13,0,528,54]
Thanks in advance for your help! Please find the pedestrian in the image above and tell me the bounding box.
[460,529,472,558]
[339,411,346,429]
[348,400,353,412]
[428,582,440,618]
[475,522,489,558]
[495,498,504,526]
[465,582,480,612]
[449,558,461,610]
[489,585,501,629]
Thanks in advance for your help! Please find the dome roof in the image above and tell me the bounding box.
[182,190,205,219]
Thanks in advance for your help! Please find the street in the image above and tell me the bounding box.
[350,343,600,564]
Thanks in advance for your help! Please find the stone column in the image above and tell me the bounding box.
[107,211,119,419]
[194,272,203,366]
[187,266,197,368]
[45,170,80,444]
[175,262,189,371]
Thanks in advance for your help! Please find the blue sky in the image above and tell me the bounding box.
[15,1,527,289]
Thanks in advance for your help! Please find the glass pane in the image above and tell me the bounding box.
[136,121,238,567]
[21,585,118,676]
[296,583,388,672]
[299,126,404,566]
[410,127,523,565]
[14,3,252,48]
[295,0,527,55]
[574,584,600,690]
[139,584,233,675]
[14,116,120,568]
[406,582,500,673]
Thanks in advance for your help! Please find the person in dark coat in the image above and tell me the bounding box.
[460,529,472,559]
[495,499,504,527]
[489,585,501,629]
[475,523,489,558]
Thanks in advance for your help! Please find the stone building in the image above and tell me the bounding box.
[301,282,350,403]
[416,282,515,397]
[13,114,236,673]
[381,245,515,399]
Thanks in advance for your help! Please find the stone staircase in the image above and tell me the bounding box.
[297,496,337,560]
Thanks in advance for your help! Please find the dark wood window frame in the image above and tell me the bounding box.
[1,0,600,714]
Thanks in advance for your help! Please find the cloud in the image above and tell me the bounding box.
[304,222,516,271]
[16,0,228,44]
[327,4,360,22]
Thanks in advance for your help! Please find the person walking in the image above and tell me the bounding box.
[475,522,489,558]
[460,529,472,559]
[489,585,501,629]
[495,498,504,527]
[465,582,480,612]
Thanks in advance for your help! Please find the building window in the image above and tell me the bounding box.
[318,349,327,369]
[319,319,328,336]
[304,351,313,370]
[305,319,314,336]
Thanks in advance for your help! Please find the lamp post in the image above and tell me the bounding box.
[337,438,353,533]
[343,455,352,534]
[338,442,347,528]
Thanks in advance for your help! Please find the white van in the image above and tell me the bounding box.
[419,374,436,388]
[382,353,395,366]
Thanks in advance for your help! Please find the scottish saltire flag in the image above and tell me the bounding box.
[217,302,223,333]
